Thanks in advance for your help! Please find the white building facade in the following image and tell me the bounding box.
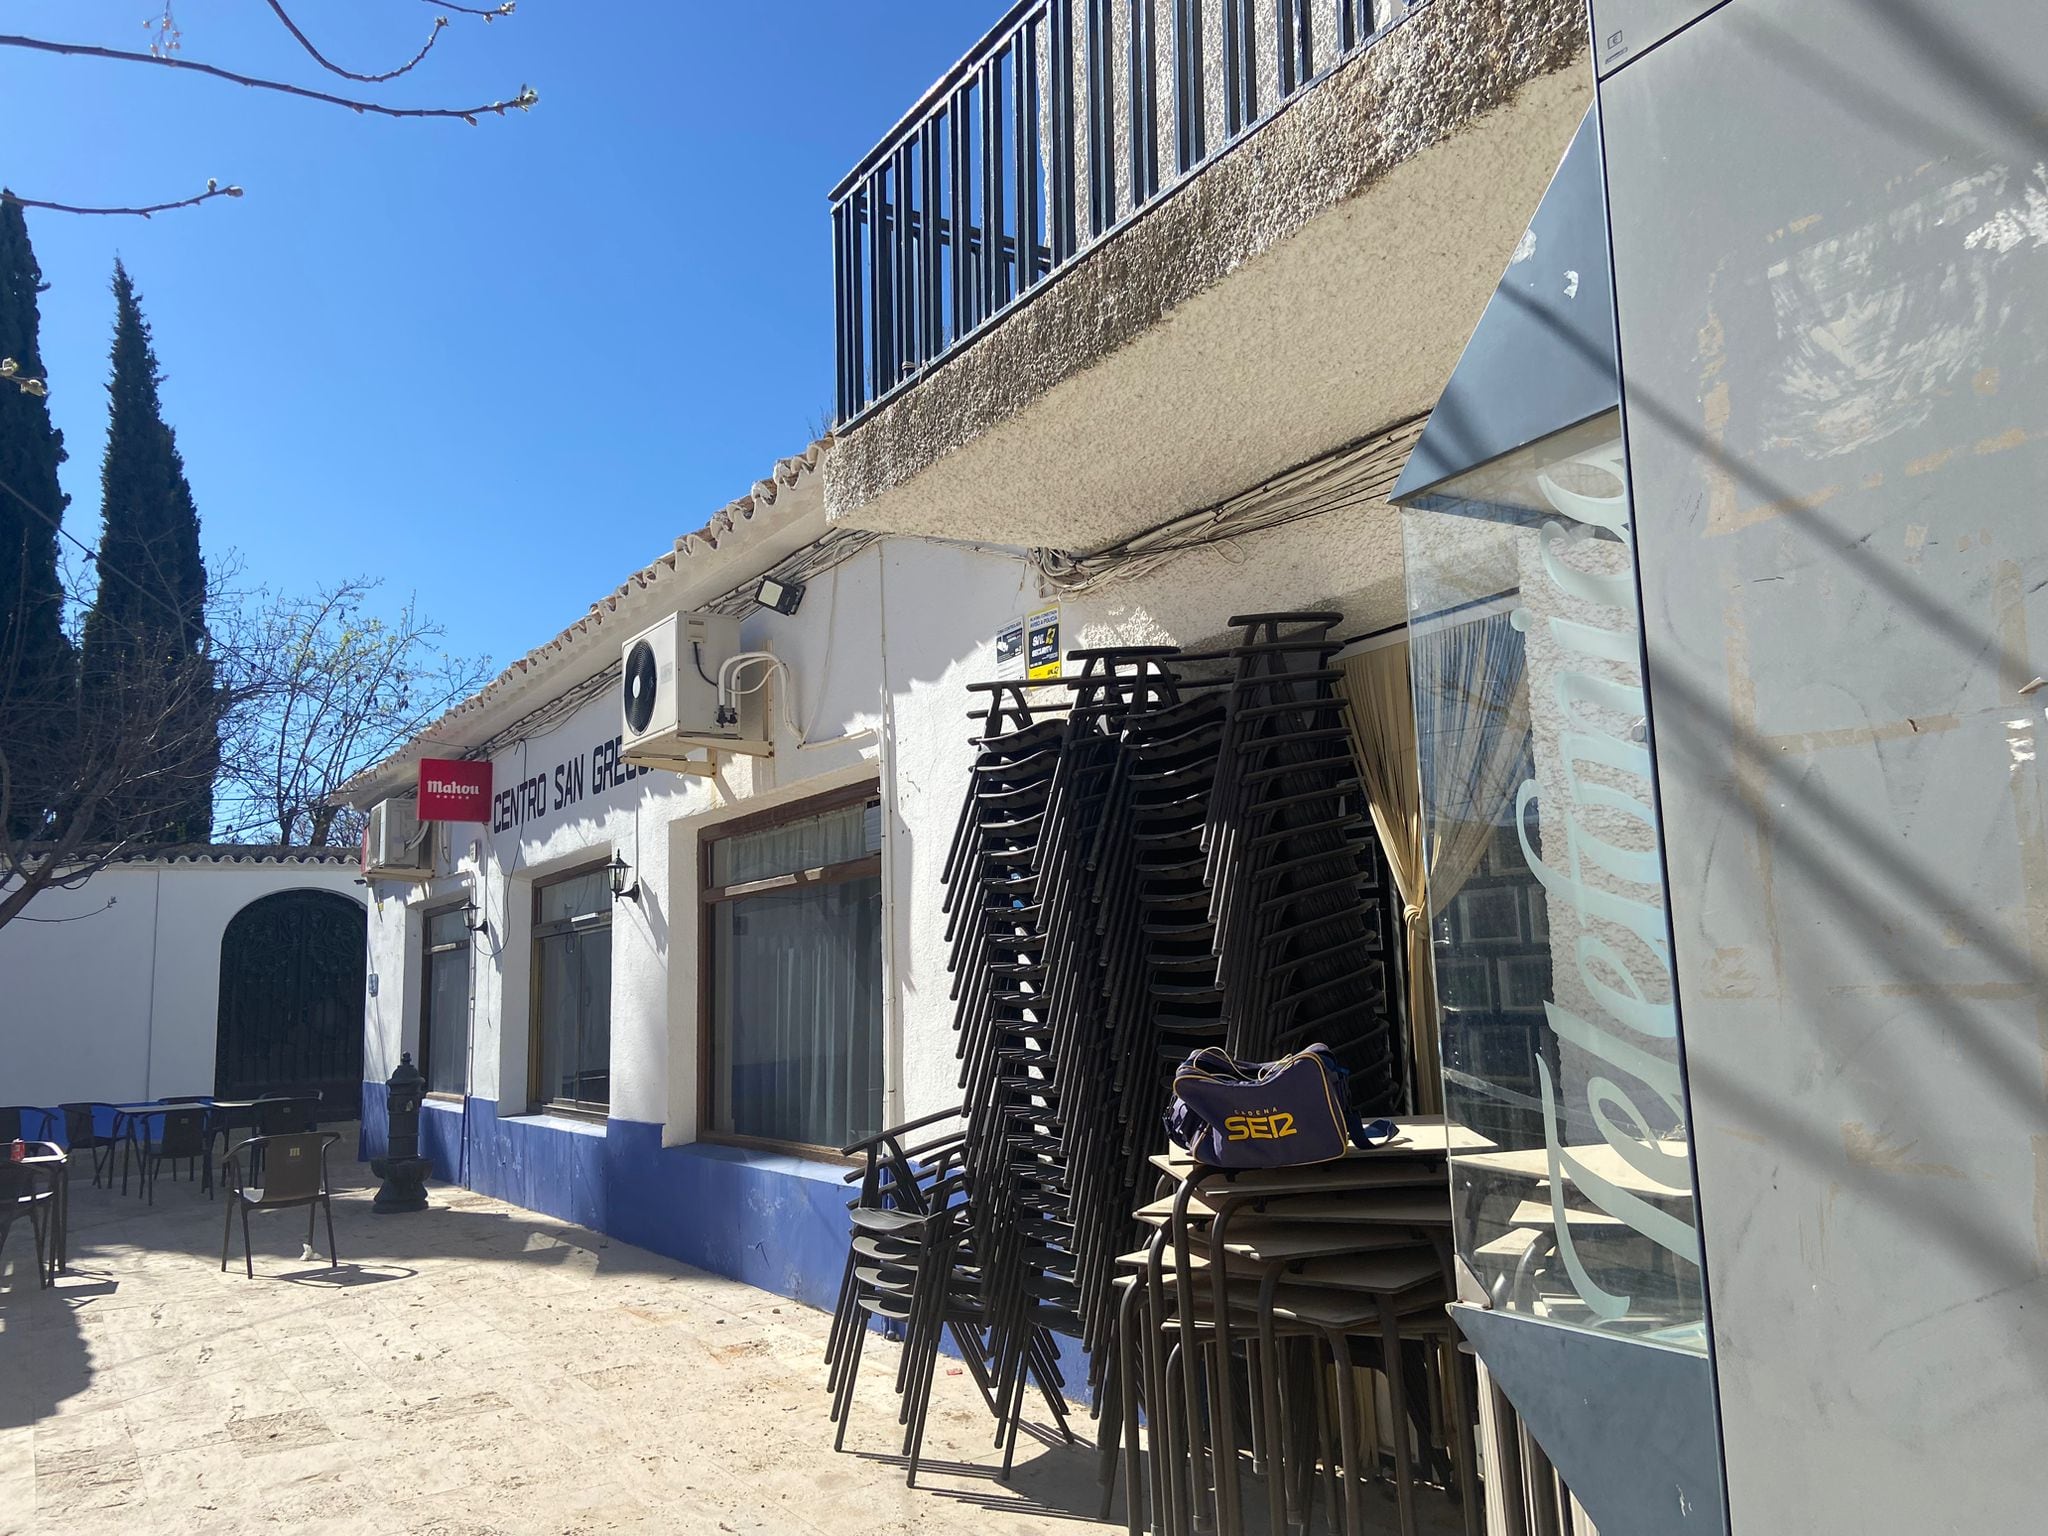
[348,442,1415,1308]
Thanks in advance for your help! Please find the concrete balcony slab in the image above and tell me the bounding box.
[827,0,1594,555]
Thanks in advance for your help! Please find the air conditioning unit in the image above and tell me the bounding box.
[620,611,769,767]
[361,798,434,880]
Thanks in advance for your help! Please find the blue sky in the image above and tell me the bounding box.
[2,1,1005,668]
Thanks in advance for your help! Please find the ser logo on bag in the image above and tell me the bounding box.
[1223,1111,1297,1142]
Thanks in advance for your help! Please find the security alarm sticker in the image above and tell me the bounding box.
[1026,604,1061,681]
[994,617,1026,679]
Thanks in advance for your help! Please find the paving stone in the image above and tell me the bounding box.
[0,1159,1143,1536]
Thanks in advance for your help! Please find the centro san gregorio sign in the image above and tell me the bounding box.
[417,758,493,822]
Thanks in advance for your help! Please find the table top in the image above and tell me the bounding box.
[1155,1115,1494,1172]
[1116,1270,1451,1331]
[1459,1141,1695,1203]
[107,1098,286,1116]
[1137,1187,1454,1227]
[1149,1153,1448,1190]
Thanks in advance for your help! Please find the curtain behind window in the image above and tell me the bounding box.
[425,947,470,1094]
[712,802,876,886]
[536,926,611,1108]
[711,864,883,1149]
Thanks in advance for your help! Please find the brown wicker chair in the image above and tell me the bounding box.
[219,1131,342,1278]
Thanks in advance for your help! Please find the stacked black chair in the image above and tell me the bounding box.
[828,1106,1070,1483]
[886,612,1406,1503]
[1207,614,1403,1112]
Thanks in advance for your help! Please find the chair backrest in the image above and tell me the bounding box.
[257,1097,316,1136]
[157,1107,209,1158]
[58,1104,101,1146]
[0,1159,35,1210]
[0,1107,26,1142]
[242,1132,332,1202]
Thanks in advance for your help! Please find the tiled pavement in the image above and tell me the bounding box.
[0,1147,1121,1536]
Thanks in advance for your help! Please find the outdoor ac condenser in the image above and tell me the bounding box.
[361,798,434,880]
[618,610,769,769]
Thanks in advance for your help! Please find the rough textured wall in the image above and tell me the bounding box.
[829,0,1589,527]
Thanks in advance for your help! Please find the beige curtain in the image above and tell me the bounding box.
[1340,615,1531,1116]
[1340,642,1439,1113]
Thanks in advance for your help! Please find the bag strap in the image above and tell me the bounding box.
[1351,1116,1399,1150]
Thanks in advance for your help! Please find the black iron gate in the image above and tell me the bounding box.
[215,889,367,1108]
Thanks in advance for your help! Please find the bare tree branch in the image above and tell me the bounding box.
[432,2,518,19]
[213,578,491,847]
[0,33,538,123]
[1,183,242,219]
[262,0,448,85]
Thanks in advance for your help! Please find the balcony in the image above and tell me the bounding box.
[832,0,1393,424]
[826,0,1593,551]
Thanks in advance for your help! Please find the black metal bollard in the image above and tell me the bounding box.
[371,1054,430,1213]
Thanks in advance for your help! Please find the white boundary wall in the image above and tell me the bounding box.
[0,860,364,1107]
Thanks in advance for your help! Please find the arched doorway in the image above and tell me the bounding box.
[216,889,367,1107]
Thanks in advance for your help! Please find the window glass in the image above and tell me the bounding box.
[1402,410,1706,1351]
[427,908,470,949]
[424,945,470,1095]
[421,906,471,1096]
[705,796,884,1151]
[711,802,876,887]
[533,867,612,1112]
[538,869,611,925]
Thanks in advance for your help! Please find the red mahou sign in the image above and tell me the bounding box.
[417,757,493,822]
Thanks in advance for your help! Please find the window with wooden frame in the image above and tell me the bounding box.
[700,785,884,1156]
[529,863,613,1117]
[419,904,472,1097]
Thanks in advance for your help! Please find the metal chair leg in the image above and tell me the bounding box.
[1446,1340,1482,1536]
[324,1191,338,1267]
[1312,1346,1341,1536]
[220,1197,234,1272]
[1320,1330,1364,1536]
[241,1203,254,1279]
[1116,1280,1148,1536]
[833,1319,868,1451]
[1374,1303,1418,1536]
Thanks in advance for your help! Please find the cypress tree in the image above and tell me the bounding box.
[0,193,75,842]
[80,260,217,843]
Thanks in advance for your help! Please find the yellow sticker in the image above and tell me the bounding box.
[1026,604,1061,681]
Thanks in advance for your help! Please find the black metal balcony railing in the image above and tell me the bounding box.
[832,0,1402,425]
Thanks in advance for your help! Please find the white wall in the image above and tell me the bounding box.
[364,520,1406,1146]
[0,861,364,1106]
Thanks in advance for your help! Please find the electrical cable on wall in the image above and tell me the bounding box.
[1030,412,1428,595]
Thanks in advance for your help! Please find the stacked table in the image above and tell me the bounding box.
[1111,1117,1491,1536]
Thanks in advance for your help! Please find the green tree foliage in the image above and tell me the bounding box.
[79,260,218,842]
[0,194,75,841]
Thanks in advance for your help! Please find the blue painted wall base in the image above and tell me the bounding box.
[360,1084,853,1311]
[358,1082,1094,1398]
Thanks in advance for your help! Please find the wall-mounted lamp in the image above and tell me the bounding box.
[756,575,806,616]
[462,897,488,933]
[607,851,641,903]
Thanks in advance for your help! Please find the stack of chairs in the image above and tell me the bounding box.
[839,612,1408,1500]
[953,652,1179,1472]
[1068,661,1231,1392]
[1207,613,1402,1111]
[826,1106,1074,1485]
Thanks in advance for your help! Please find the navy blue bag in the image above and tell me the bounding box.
[1164,1045,1397,1169]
